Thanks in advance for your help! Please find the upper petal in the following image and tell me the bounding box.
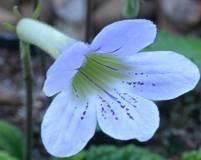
[43,42,90,96]
[96,87,159,142]
[90,19,156,56]
[122,51,200,100]
[41,91,97,157]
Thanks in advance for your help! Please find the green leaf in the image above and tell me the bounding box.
[53,145,164,160]
[0,121,24,159]
[145,31,201,68]
[123,0,140,18]
[85,145,165,160]
[53,151,86,160]
[0,151,18,160]
[182,150,201,160]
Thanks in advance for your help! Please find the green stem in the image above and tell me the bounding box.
[20,41,33,160]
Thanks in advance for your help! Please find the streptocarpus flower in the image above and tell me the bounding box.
[40,20,200,157]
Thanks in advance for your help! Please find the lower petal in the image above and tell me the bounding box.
[41,91,97,157]
[123,51,200,100]
[96,88,159,142]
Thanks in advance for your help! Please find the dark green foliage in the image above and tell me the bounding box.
[53,152,86,160]
[182,150,201,160]
[55,145,165,160]
[0,151,18,160]
[0,121,24,159]
[85,145,164,160]
[123,0,140,18]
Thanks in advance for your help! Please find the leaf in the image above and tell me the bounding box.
[53,151,86,160]
[145,31,201,68]
[182,150,201,160]
[85,145,165,160]
[53,145,164,160]
[0,121,24,159]
[0,151,18,160]
[123,0,140,18]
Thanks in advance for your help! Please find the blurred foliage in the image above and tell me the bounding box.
[53,152,86,160]
[85,145,164,160]
[123,0,140,18]
[0,121,200,160]
[182,150,201,160]
[55,145,165,160]
[0,151,18,160]
[145,31,201,68]
[0,121,24,159]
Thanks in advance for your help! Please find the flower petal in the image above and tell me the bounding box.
[123,51,200,100]
[90,19,156,56]
[96,88,159,142]
[41,91,96,157]
[43,42,90,96]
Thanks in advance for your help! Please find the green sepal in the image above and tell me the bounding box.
[1,23,16,33]
[32,0,42,19]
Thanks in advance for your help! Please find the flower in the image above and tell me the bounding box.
[41,19,200,158]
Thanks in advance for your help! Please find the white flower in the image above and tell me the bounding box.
[41,19,200,157]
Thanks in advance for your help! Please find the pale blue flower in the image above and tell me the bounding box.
[41,19,200,157]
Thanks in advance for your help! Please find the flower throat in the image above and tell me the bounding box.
[72,54,131,99]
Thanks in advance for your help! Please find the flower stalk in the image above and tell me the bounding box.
[20,41,33,160]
